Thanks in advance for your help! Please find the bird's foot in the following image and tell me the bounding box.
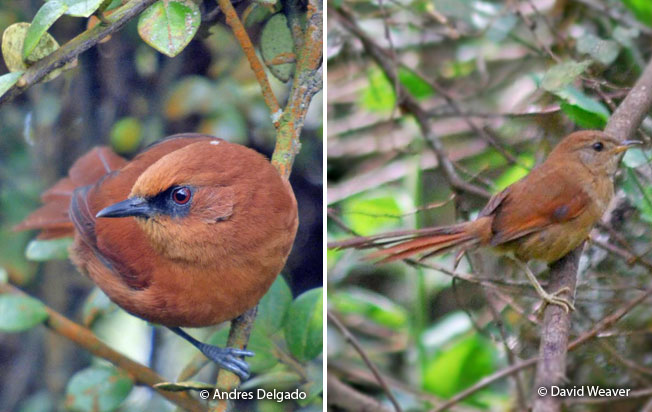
[197,342,254,380]
[534,287,575,315]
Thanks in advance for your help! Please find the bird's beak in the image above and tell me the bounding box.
[614,140,643,153]
[96,197,153,219]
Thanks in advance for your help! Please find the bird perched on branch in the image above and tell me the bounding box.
[16,134,298,379]
[330,130,640,312]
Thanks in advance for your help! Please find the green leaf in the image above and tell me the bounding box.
[0,71,23,99]
[622,0,652,26]
[138,0,201,58]
[0,294,49,332]
[541,60,592,92]
[421,312,472,349]
[342,195,403,236]
[2,22,68,82]
[81,287,116,327]
[0,267,7,284]
[243,3,277,27]
[331,288,409,328]
[64,366,133,412]
[284,288,323,362]
[576,34,620,66]
[494,154,534,191]
[360,68,395,112]
[57,0,107,18]
[556,86,609,129]
[25,238,72,261]
[398,67,434,99]
[623,148,651,168]
[24,1,68,60]
[623,167,652,223]
[299,360,323,406]
[256,275,292,335]
[423,334,496,402]
[260,13,295,82]
[360,67,434,111]
[154,381,214,392]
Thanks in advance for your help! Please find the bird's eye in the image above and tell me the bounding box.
[171,187,191,205]
[592,142,604,152]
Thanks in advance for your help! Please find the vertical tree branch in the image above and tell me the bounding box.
[211,1,322,411]
[532,58,652,412]
[216,0,281,125]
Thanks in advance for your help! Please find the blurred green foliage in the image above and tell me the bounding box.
[328,0,652,410]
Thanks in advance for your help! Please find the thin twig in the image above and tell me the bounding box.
[210,1,322,409]
[216,0,281,124]
[0,282,206,412]
[327,374,394,412]
[429,286,652,412]
[334,5,491,199]
[328,311,403,412]
[532,55,652,412]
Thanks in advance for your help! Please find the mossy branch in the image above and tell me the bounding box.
[211,0,322,410]
[0,282,207,412]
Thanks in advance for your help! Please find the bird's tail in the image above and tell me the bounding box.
[14,147,126,239]
[329,222,482,263]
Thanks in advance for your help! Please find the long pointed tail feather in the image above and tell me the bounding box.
[330,222,480,263]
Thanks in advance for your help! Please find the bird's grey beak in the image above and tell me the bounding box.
[96,197,152,218]
[614,140,643,153]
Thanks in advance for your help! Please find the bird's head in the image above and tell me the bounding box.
[96,138,297,266]
[548,130,641,176]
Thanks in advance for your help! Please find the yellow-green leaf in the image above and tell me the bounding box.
[284,288,323,362]
[137,0,201,58]
[2,22,67,82]
[64,366,133,412]
[260,13,295,82]
[0,71,23,99]
[23,0,68,60]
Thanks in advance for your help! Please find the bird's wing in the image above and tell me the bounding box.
[15,147,127,238]
[487,164,591,246]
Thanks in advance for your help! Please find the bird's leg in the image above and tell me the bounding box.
[511,259,576,314]
[168,327,254,380]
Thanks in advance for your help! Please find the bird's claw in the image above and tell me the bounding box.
[199,344,255,380]
[535,287,575,315]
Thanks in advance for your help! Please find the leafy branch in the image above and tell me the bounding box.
[0,0,159,105]
[0,281,206,412]
[211,0,322,409]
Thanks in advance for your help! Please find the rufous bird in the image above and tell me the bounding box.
[330,130,641,312]
[15,134,298,379]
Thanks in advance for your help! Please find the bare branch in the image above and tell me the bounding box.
[532,56,652,412]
